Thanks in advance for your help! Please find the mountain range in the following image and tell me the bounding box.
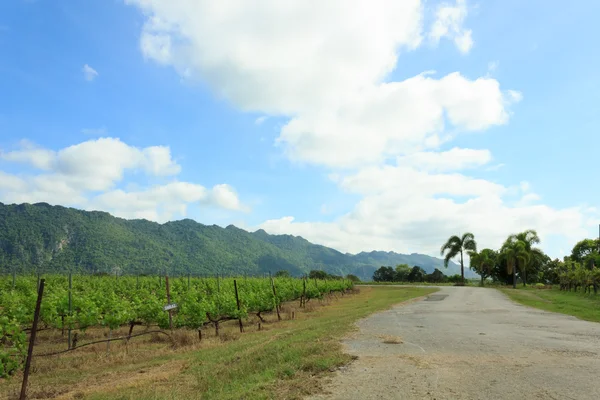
[0,202,470,281]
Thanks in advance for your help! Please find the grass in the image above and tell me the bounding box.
[1,286,435,400]
[356,281,477,286]
[500,286,600,323]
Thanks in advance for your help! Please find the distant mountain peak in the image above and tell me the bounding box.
[0,202,474,280]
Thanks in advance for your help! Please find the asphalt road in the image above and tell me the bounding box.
[310,286,600,400]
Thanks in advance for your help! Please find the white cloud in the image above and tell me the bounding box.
[255,116,268,125]
[487,61,499,73]
[0,139,55,170]
[141,146,181,176]
[485,163,505,171]
[259,165,591,258]
[126,1,513,169]
[126,0,424,115]
[516,193,541,207]
[507,90,523,103]
[279,73,518,168]
[206,184,247,212]
[338,164,505,198]
[90,182,209,221]
[454,29,473,54]
[124,1,592,258]
[0,171,27,192]
[429,0,473,54]
[0,138,245,222]
[82,64,98,81]
[396,147,491,172]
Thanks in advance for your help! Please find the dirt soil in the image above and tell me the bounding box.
[309,286,600,400]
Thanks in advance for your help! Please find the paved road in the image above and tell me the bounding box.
[310,287,600,400]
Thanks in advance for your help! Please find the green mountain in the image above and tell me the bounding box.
[0,202,465,280]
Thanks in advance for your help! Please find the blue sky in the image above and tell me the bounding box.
[0,0,598,258]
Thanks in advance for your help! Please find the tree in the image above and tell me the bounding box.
[469,249,496,287]
[426,268,447,283]
[373,266,396,282]
[309,270,328,280]
[274,270,291,278]
[502,239,530,289]
[505,230,541,286]
[571,238,600,268]
[440,233,477,284]
[395,264,411,281]
[346,274,361,282]
[407,266,426,282]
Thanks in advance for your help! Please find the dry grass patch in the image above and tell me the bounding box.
[379,335,404,344]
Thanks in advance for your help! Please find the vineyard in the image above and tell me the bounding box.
[0,274,353,379]
[558,262,600,293]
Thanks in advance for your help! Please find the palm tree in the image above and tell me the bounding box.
[469,249,496,287]
[441,233,477,284]
[505,230,541,286]
[502,239,530,289]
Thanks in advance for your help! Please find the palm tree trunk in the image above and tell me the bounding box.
[481,274,484,287]
[512,261,517,289]
[523,267,527,287]
[460,250,464,283]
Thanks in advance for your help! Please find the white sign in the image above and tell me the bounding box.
[163,303,178,311]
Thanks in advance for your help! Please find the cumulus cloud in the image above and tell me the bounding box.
[207,184,247,212]
[126,1,516,169]
[0,138,182,191]
[82,64,98,81]
[279,73,517,168]
[396,148,492,172]
[127,0,424,116]
[124,0,593,257]
[259,174,591,258]
[0,138,246,222]
[1,139,55,170]
[429,0,473,53]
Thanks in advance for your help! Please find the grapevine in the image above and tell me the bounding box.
[0,274,353,377]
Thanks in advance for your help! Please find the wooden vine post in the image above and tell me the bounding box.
[301,277,307,307]
[270,277,281,321]
[20,279,45,400]
[68,272,72,349]
[234,279,244,333]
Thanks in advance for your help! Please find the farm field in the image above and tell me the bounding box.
[0,276,434,399]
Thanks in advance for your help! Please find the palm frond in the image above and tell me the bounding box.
[463,236,477,252]
[443,250,458,268]
[523,229,540,245]
[441,235,462,268]
[440,235,461,254]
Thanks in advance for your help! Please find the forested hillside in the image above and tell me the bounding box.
[0,202,462,279]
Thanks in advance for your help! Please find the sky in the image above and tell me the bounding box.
[1,0,599,260]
